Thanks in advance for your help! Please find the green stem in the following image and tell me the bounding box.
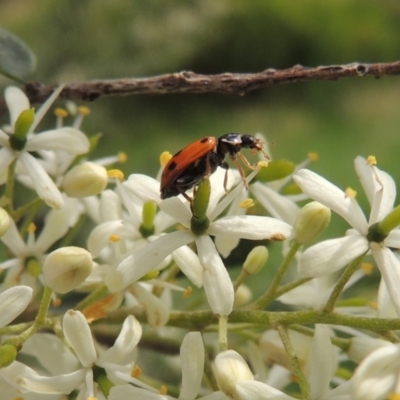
[250,241,302,309]
[233,270,249,291]
[218,315,228,352]
[14,197,44,228]
[59,214,87,247]
[322,251,367,313]
[276,324,310,400]
[2,158,17,212]
[18,287,53,344]
[76,285,109,311]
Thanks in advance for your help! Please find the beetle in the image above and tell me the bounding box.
[160,133,268,202]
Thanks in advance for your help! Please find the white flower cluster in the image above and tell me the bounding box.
[0,86,399,399]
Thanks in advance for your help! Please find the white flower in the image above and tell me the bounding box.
[0,86,90,208]
[108,332,210,400]
[294,157,400,316]
[62,310,142,399]
[105,168,292,316]
[0,207,71,291]
[352,343,400,400]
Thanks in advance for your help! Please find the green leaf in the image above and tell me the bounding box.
[0,27,36,82]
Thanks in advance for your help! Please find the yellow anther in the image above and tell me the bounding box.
[388,392,400,400]
[54,107,68,118]
[107,169,124,181]
[307,152,319,161]
[240,198,254,209]
[117,152,128,163]
[27,223,36,233]
[109,234,120,243]
[132,365,142,378]
[369,301,378,310]
[160,151,172,167]
[52,298,62,307]
[183,286,193,299]
[78,105,91,116]
[160,386,168,395]
[345,187,357,199]
[367,155,377,166]
[361,262,374,275]
[257,160,269,168]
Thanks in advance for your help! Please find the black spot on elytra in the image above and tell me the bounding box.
[200,137,209,143]
[168,161,177,171]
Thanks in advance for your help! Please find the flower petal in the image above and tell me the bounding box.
[159,197,191,227]
[0,286,32,328]
[172,245,203,287]
[371,244,400,317]
[179,332,205,400]
[4,86,30,128]
[196,235,234,316]
[352,344,400,400]
[63,310,97,367]
[236,380,294,400]
[123,174,161,203]
[0,361,85,394]
[208,215,292,241]
[294,169,368,235]
[298,234,369,278]
[18,152,64,209]
[309,325,337,400]
[97,315,142,365]
[0,147,14,173]
[106,230,194,292]
[251,182,300,225]
[26,128,90,154]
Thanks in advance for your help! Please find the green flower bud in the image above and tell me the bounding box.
[256,159,296,182]
[191,178,210,235]
[139,201,157,238]
[0,343,17,368]
[243,246,269,275]
[368,205,400,243]
[0,208,10,238]
[62,162,108,198]
[43,246,93,294]
[9,108,35,150]
[294,201,331,244]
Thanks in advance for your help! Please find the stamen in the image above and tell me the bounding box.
[117,152,128,163]
[27,223,36,233]
[367,155,377,165]
[160,386,168,395]
[109,234,120,243]
[107,169,124,181]
[78,106,91,116]
[240,198,254,209]
[132,365,142,378]
[308,152,319,161]
[345,187,357,199]
[361,262,373,275]
[160,151,172,167]
[183,286,193,298]
[54,108,68,118]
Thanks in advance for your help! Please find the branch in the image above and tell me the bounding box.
[1,60,400,115]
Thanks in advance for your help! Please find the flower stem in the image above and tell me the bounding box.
[18,287,53,344]
[76,285,109,311]
[218,315,228,352]
[250,240,302,309]
[322,251,367,313]
[276,324,310,400]
[1,158,17,212]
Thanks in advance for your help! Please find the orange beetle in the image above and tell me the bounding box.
[160,133,267,201]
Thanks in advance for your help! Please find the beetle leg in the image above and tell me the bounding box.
[238,152,257,170]
[233,157,249,189]
[220,161,230,193]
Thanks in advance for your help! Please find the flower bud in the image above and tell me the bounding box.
[62,162,108,198]
[0,208,10,237]
[256,159,295,182]
[243,246,269,275]
[43,246,93,294]
[234,284,252,307]
[294,201,331,244]
[9,108,35,151]
[214,350,254,398]
[0,343,17,368]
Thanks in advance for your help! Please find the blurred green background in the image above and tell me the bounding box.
[1,0,400,236]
